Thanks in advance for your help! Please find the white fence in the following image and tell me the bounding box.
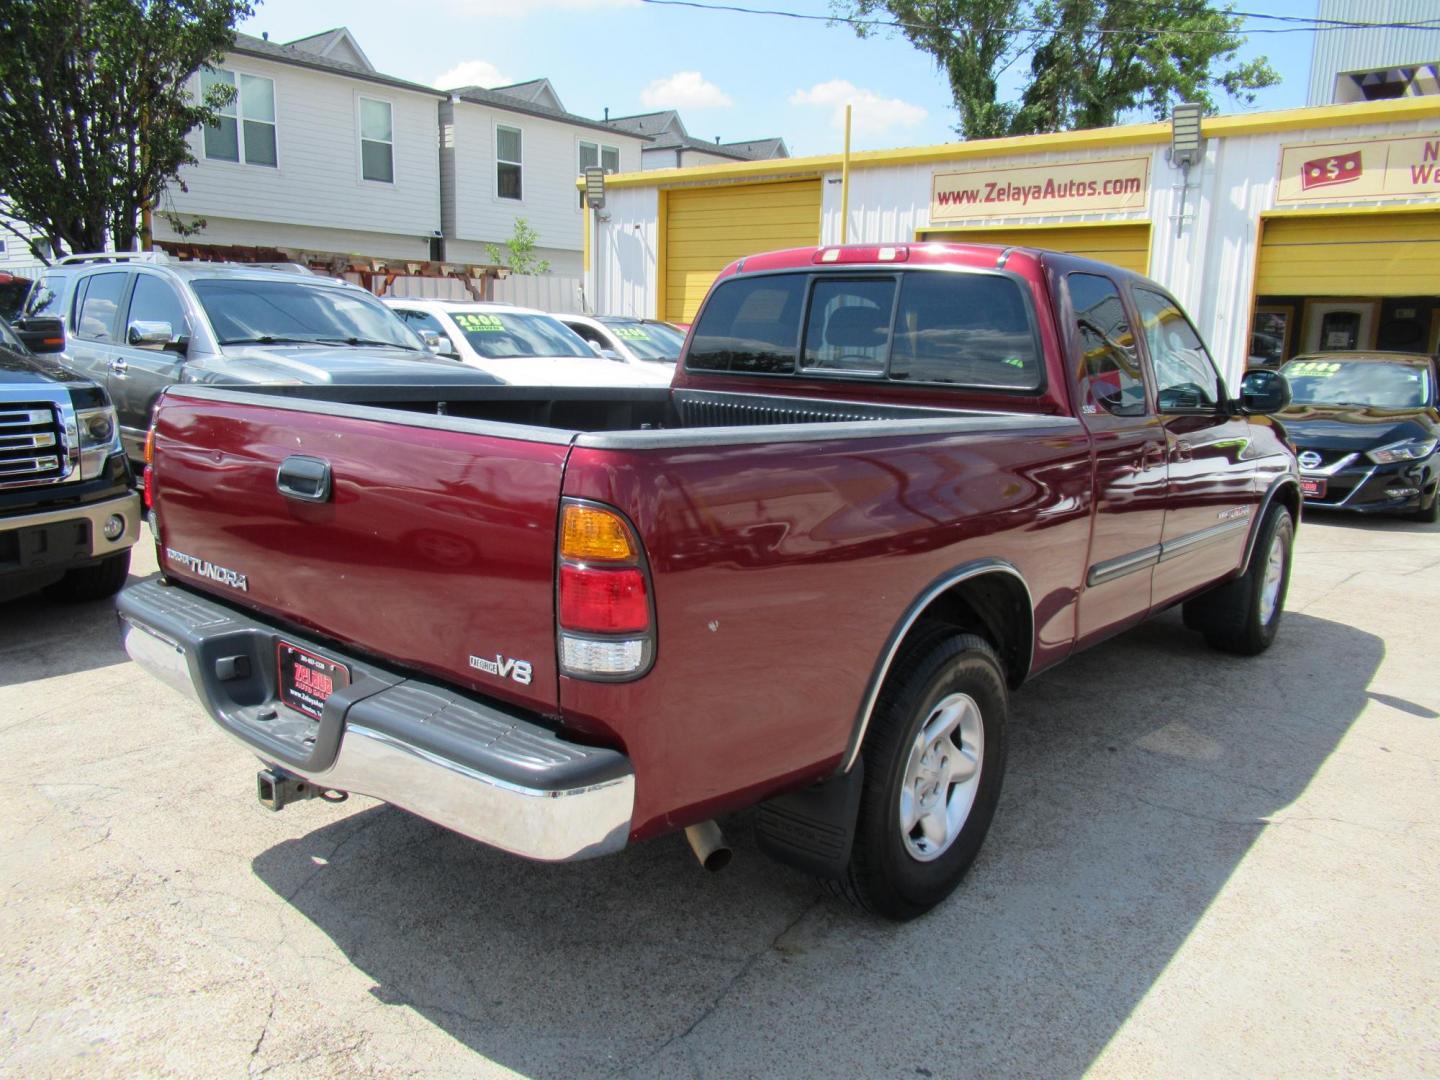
[491,273,587,314]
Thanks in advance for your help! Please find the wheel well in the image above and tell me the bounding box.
[913,571,1032,688]
[1276,482,1301,529]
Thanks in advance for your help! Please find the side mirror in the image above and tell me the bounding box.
[15,315,65,353]
[128,320,175,349]
[421,331,455,356]
[1237,367,1292,414]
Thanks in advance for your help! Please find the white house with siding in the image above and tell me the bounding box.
[440,84,648,278]
[154,30,447,262]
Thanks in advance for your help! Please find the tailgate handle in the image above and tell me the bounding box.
[276,455,332,503]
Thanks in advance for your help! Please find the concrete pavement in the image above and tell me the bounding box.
[1,512,1437,1078]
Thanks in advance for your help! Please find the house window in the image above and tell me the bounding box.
[497,125,522,200]
[359,97,394,183]
[579,140,620,174]
[202,68,277,167]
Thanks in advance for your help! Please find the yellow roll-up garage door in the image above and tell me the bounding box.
[1256,211,1440,297]
[917,223,1151,275]
[663,180,821,323]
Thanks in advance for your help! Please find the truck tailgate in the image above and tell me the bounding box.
[151,389,569,715]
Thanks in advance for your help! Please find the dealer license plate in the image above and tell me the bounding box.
[277,641,351,720]
[1300,477,1326,499]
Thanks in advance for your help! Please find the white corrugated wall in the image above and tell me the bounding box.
[1308,0,1440,105]
[589,186,660,318]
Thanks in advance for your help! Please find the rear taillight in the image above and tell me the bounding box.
[557,500,654,679]
[142,426,155,509]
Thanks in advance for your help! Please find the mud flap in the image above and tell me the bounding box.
[754,759,864,879]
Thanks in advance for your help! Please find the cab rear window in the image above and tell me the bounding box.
[687,270,1042,391]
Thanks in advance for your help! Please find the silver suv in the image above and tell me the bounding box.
[30,252,492,464]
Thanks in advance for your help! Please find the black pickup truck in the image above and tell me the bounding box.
[0,317,140,603]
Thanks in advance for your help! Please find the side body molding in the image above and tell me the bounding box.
[839,558,1035,774]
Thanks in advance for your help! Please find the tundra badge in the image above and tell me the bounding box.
[165,548,248,592]
[469,653,533,685]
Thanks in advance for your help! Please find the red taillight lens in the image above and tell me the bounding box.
[142,465,154,510]
[559,565,648,633]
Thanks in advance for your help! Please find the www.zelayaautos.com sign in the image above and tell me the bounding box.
[930,157,1151,221]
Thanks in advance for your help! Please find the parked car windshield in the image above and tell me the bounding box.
[195,279,422,349]
[1281,358,1432,409]
[445,310,595,360]
[598,318,685,362]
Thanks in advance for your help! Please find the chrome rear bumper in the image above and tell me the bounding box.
[117,580,633,862]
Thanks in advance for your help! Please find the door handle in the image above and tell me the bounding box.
[1140,442,1165,470]
[276,455,332,503]
[1173,440,1194,463]
[109,357,128,375]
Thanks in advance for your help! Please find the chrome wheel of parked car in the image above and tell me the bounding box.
[1258,527,1287,626]
[898,692,984,862]
[1184,504,1295,656]
[833,626,1008,920]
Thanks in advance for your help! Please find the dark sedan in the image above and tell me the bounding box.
[1279,352,1439,522]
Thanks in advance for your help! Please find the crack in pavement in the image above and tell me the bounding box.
[619,891,826,1077]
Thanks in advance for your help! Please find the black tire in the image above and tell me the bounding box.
[831,626,1008,921]
[45,549,131,603]
[1183,506,1294,656]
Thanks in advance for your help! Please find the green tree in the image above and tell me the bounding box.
[836,0,1278,139]
[486,218,552,276]
[0,0,253,260]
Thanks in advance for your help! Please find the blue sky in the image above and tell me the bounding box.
[239,0,1321,157]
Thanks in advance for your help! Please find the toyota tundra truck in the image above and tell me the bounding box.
[117,244,1299,919]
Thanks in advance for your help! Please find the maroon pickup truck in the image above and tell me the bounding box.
[118,243,1299,919]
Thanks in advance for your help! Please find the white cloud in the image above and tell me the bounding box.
[436,0,638,16]
[789,80,927,137]
[640,71,734,110]
[433,59,514,89]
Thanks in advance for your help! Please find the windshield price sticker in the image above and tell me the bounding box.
[1289,360,1341,377]
[613,327,650,340]
[455,313,506,333]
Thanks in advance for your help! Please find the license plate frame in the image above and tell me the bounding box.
[276,641,351,721]
[1300,477,1327,499]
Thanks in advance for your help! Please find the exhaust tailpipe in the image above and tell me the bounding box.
[684,820,732,872]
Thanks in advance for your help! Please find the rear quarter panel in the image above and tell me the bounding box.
[561,422,1094,838]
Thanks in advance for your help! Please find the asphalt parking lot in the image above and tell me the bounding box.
[2,512,1437,1078]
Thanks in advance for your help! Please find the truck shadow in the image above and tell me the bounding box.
[250,609,1382,1078]
[0,567,159,687]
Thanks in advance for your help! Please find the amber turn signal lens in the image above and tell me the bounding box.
[561,504,634,561]
[144,426,156,465]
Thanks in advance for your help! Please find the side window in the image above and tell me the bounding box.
[497,125,522,200]
[1133,288,1222,411]
[25,272,68,318]
[802,278,894,374]
[569,323,607,348]
[359,97,394,183]
[687,275,806,375]
[74,272,129,343]
[125,275,188,346]
[395,309,444,336]
[1067,273,1146,418]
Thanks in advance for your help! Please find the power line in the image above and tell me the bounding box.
[637,0,1440,36]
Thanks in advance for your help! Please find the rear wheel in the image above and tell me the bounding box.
[1184,506,1294,656]
[45,549,131,603]
[833,627,1007,920]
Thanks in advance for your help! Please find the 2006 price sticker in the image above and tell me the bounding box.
[277,641,351,720]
